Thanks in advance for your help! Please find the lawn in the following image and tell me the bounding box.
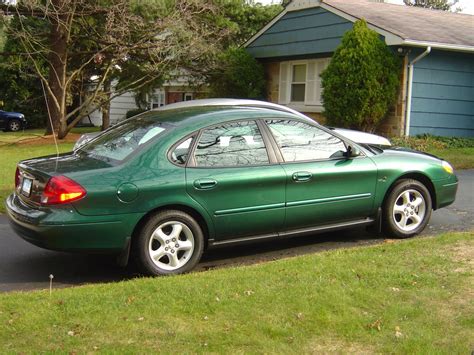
[0,231,472,353]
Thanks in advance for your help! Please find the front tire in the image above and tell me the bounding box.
[8,119,21,132]
[134,210,204,276]
[383,179,432,238]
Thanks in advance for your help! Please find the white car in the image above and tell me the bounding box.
[74,99,391,150]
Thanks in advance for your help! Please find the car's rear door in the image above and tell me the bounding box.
[185,120,286,242]
[264,119,378,231]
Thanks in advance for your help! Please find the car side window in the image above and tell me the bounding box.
[194,121,269,167]
[170,136,194,165]
[265,119,347,162]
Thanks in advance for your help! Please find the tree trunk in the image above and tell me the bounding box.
[45,0,68,138]
[101,80,112,131]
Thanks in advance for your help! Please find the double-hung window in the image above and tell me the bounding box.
[279,58,330,110]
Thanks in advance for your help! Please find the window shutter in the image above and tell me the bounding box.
[278,62,289,104]
[305,60,318,105]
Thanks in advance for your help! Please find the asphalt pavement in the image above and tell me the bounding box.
[0,170,472,293]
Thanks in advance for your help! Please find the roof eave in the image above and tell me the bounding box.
[400,40,474,53]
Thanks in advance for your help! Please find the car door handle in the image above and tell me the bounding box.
[193,178,217,190]
[292,171,312,182]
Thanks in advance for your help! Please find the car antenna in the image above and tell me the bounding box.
[40,80,60,171]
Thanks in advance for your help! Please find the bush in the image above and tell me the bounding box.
[208,47,265,99]
[321,20,400,132]
[391,135,474,151]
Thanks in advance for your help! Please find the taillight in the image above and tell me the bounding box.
[41,176,86,205]
[15,167,20,188]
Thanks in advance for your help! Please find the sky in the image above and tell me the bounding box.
[256,0,474,14]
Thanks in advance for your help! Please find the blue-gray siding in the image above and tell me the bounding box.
[247,7,352,59]
[410,50,474,137]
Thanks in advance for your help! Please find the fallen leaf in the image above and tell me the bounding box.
[244,290,254,296]
[67,330,75,336]
[395,326,403,338]
[137,317,144,321]
[391,287,400,292]
[367,318,382,331]
[215,297,220,302]
[296,312,304,320]
[203,316,209,320]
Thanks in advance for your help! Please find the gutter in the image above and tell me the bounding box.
[405,46,431,137]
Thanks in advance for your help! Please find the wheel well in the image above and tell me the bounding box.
[131,204,211,248]
[383,173,437,210]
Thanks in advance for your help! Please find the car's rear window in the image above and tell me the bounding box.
[78,117,168,162]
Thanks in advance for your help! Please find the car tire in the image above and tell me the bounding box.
[383,179,432,238]
[134,210,204,276]
[8,119,21,132]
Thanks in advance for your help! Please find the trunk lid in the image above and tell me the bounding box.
[17,152,113,206]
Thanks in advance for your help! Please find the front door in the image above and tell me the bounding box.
[264,119,378,231]
[186,120,286,240]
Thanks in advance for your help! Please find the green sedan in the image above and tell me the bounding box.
[6,100,458,275]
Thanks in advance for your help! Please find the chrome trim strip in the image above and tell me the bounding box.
[215,202,285,216]
[286,193,372,207]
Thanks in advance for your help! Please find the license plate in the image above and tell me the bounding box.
[21,177,33,197]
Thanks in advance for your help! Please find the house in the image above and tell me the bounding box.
[85,77,203,126]
[245,0,474,137]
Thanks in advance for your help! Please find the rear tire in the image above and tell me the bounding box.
[8,119,21,132]
[383,179,432,238]
[134,210,204,276]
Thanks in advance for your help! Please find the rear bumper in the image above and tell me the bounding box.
[5,193,142,252]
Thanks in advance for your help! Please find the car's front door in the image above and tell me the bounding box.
[264,119,378,231]
[186,120,286,241]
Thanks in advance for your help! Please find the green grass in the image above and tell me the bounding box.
[428,148,474,170]
[0,232,472,353]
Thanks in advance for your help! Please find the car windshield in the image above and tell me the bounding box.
[78,117,169,163]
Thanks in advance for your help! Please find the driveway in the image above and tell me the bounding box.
[0,169,472,293]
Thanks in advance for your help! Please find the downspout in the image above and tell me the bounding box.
[405,46,431,136]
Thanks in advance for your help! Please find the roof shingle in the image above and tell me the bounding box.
[323,0,474,48]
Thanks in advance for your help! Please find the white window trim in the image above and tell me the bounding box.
[278,58,330,113]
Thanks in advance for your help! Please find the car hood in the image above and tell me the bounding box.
[380,146,442,161]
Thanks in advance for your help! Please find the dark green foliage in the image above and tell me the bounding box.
[209,47,265,99]
[321,20,401,132]
[126,108,148,118]
[0,17,48,128]
[215,0,282,46]
[403,0,458,11]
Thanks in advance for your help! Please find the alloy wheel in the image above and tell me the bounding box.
[392,189,426,232]
[148,221,195,271]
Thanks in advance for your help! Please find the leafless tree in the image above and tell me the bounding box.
[0,0,229,138]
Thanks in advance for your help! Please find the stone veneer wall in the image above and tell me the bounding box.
[377,55,408,138]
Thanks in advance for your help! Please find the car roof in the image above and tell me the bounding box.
[136,104,315,131]
[152,98,309,119]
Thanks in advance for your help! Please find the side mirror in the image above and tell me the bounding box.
[345,144,361,158]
